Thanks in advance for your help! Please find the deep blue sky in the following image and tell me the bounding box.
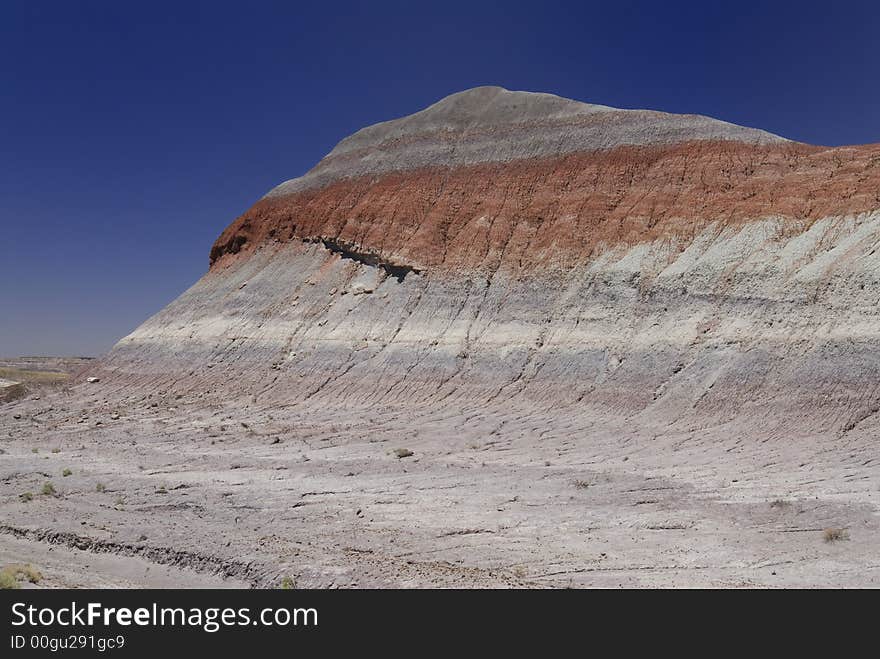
[2,1,878,356]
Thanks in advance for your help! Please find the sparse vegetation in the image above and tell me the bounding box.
[573,480,591,489]
[19,492,33,503]
[0,366,68,385]
[770,499,791,509]
[51,448,61,454]
[823,528,849,543]
[13,564,41,583]
[41,481,56,496]
[393,448,414,459]
[114,496,125,507]
[62,468,72,477]
[96,483,105,492]
[0,564,43,589]
[31,448,38,454]
[280,576,296,589]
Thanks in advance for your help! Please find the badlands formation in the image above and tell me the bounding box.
[3,87,880,587]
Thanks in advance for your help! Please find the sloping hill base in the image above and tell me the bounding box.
[107,210,880,438]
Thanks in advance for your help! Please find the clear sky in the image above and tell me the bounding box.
[2,0,879,356]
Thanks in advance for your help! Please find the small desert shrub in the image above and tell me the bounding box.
[51,448,60,454]
[62,468,72,477]
[770,499,791,509]
[41,481,56,496]
[823,528,849,543]
[573,480,591,489]
[95,483,105,492]
[11,564,41,583]
[280,576,296,590]
[114,496,125,507]
[19,492,33,503]
[31,448,38,454]
[0,564,42,589]
[393,448,413,459]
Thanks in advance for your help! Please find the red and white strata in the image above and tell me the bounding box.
[104,87,880,437]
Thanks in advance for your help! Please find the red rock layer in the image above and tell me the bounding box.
[210,140,880,274]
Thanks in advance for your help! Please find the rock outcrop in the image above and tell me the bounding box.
[106,87,880,436]
[0,378,25,402]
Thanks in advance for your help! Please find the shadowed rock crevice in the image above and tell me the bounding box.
[209,234,247,266]
[305,236,423,282]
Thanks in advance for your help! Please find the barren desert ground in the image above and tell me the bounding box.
[1,357,877,588]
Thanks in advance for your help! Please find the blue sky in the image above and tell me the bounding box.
[2,0,878,356]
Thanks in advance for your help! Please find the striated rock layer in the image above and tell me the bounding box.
[107,87,880,435]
